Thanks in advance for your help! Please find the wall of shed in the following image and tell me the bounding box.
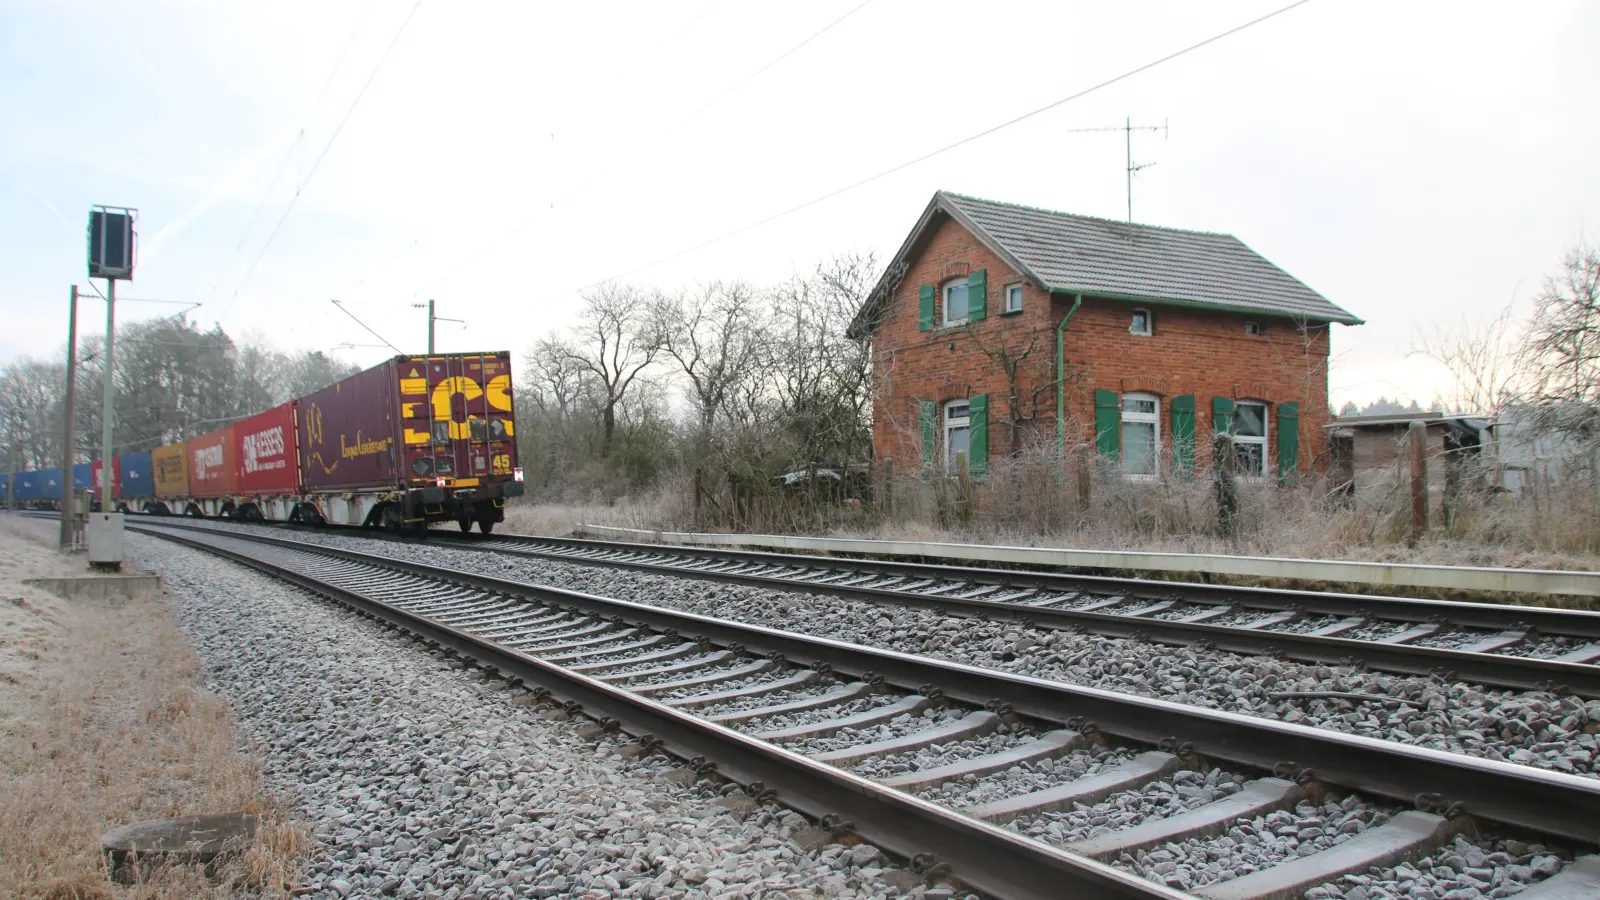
[1346,424,1448,515]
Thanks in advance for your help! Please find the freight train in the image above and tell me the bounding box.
[3,352,524,534]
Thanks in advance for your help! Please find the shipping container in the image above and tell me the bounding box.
[297,352,522,529]
[153,443,189,498]
[72,462,93,492]
[233,402,300,495]
[187,427,237,498]
[90,458,121,497]
[119,452,154,499]
[397,353,519,487]
[17,468,63,502]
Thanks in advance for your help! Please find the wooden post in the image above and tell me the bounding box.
[1408,420,1428,545]
[882,458,895,517]
[1213,432,1238,539]
[1074,444,1092,510]
[956,453,973,525]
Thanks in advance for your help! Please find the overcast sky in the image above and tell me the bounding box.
[2,0,1596,408]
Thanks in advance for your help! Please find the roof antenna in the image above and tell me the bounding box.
[1125,116,1168,224]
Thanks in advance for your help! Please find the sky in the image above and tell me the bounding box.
[1,0,1596,409]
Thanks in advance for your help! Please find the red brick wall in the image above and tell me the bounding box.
[871,213,1334,473]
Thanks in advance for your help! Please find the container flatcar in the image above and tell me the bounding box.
[118,451,154,504]
[297,352,522,531]
[17,468,63,507]
[232,402,300,520]
[186,427,237,513]
[152,443,188,511]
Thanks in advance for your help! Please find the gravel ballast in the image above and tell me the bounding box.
[204,526,1599,780]
[128,533,933,899]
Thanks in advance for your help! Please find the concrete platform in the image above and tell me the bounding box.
[24,572,161,602]
[101,812,258,883]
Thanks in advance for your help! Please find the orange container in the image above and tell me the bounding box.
[186,427,237,498]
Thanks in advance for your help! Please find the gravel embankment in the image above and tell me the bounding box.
[210,527,1598,780]
[216,525,1600,778]
[128,533,936,900]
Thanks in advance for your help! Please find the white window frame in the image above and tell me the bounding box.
[942,279,969,327]
[1003,283,1024,314]
[1120,392,1160,478]
[944,399,971,474]
[1129,308,1153,336]
[1233,400,1270,478]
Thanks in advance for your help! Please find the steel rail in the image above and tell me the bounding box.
[127,521,1182,900]
[323,528,1600,697]
[129,520,1600,847]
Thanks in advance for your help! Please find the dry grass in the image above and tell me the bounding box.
[0,519,304,898]
[504,446,1600,607]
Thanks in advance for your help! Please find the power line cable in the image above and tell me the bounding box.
[202,0,383,308]
[215,0,427,324]
[547,0,1315,299]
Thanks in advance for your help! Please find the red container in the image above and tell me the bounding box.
[234,402,300,495]
[298,352,518,492]
[90,458,120,497]
[187,426,237,497]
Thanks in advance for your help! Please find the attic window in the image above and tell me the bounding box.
[1130,309,1153,337]
[1245,321,1265,336]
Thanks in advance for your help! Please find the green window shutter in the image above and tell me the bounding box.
[967,269,987,321]
[1276,401,1300,485]
[920,401,936,468]
[1094,389,1120,460]
[918,285,935,332]
[1212,396,1235,435]
[1171,395,1196,478]
[969,394,988,476]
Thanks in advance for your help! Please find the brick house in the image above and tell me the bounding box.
[850,192,1362,481]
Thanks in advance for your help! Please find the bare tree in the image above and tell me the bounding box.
[958,316,1056,454]
[662,281,767,440]
[1523,242,1600,405]
[1411,302,1526,415]
[562,284,667,457]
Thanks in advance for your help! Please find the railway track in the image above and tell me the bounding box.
[126,519,1600,900]
[297,527,1600,698]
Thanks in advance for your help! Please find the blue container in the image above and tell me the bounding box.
[0,475,8,502]
[72,462,94,492]
[17,468,63,501]
[119,451,154,499]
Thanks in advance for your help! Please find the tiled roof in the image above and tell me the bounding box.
[852,192,1361,334]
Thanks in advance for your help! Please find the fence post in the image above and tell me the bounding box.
[1214,432,1238,539]
[882,458,895,518]
[1408,420,1429,545]
[1074,444,1092,510]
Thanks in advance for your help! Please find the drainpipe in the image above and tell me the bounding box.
[1056,292,1083,469]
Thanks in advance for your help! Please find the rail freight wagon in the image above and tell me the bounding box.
[231,402,300,521]
[117,451,154,508]
[147,443,188,513]
[16,468,63,508]
[184,427,238,516]
[71,462,94,494]
[297,352,522,531]
[90,458,121,501]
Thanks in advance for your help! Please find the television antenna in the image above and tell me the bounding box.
[1056,118,1169,222]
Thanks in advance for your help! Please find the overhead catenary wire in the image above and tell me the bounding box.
[215,0,427,325]
[544,0,1315,300]
[330,299,402,355]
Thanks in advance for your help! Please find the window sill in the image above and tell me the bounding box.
[999,308,1024,317]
